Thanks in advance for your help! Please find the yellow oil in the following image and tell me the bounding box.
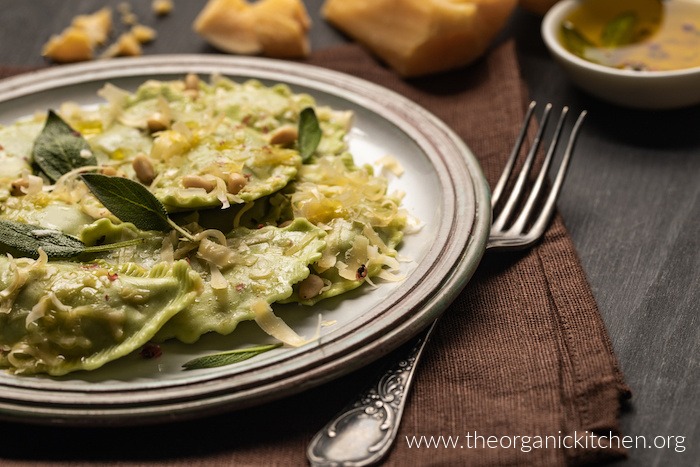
[561,0,700,71]
[110,148,126,160]
[73,119,104,135]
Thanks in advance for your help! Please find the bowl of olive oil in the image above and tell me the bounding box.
[542,0,700,109]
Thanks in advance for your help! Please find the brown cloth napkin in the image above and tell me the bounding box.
[0,41,629,466]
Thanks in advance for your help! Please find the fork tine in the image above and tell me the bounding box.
[508,106,569,234]
[525,109,587,242]
[492,103,553,231]
[491,101,536,208]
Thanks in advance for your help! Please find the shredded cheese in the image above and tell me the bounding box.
[252,300,319,347]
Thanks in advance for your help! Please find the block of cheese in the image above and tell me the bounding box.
[322,0,517,77]
[194,0,311,58]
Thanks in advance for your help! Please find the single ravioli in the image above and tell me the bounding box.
[286,155,407,304]
[0,257,202,375]
[95,77,310,211]
[155,218,325,343]
[286,218,403,305]
[150,139,301,211]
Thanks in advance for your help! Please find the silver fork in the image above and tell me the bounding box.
[307,102,587,467]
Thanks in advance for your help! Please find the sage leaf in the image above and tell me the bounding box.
[0,220,147,260]
[601,12,637,47]
[182,343,283,370]
[298,107,322,162]
[32,110,95,182]
[0,220,85,259]
[81,174,171,232]
[561,21,595,60]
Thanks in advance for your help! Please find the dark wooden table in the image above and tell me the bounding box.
[0,2,697,465]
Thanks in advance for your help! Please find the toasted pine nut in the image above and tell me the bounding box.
[298,274,325,300]
[226,173,247,195]
[183,74,200,99]
[10,179,29,197]
[100,166,119,176]
[147,112,170,133]
[132,155,156,185]
[182,175,216,192]
[269,126,298,146]
[184,73,200,91]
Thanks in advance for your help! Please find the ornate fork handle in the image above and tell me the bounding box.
[307,321,436,467]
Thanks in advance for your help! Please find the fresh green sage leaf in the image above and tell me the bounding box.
[80,174,171,232]
[601,12,638,47]
[32,110,95,182]
[0,220,85,259]
[0,219,148,260]
[561,21,595,59]
[298,107,322,162]
[182,343,283,370]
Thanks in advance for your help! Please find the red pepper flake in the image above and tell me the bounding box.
[235,283,246,292]
[104,294,110,301]
[82,263,100,269]
[356,264,368,281]
[107,272,119,281]
[257,223,265,229]
[139,343,162,360]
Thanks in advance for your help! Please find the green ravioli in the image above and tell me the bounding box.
[285,155,407,305]
[0,258,202,375]
[0,73,411,376]
[150,141,301,211]
[155,218,326,343]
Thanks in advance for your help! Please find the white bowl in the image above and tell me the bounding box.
[541,0,700,110]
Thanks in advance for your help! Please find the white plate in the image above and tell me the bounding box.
[0,55,490,425]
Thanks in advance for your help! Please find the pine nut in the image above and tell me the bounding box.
[298,274,325,300]
[100,166,119,176]
[184,73,200,91]
[9,179,29,197]
[226,172,247,194]
[146,112,169,133]
[269,126,298,146]
[132,155,156,185]
[182,175,216,192]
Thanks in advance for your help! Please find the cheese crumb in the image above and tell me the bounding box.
[153,0,174,16]
[42,8,113,63]
[100,32,143,59]
[117,2,138,26]
[131,24,157,43]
